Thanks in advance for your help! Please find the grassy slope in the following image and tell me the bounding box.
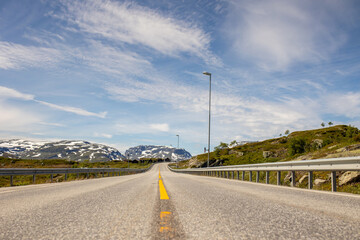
[184,125,360,167]
[173,125,360,194]
[0,158,152,187]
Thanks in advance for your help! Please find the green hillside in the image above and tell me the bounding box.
[173,125,360,194]
[182,125,360,168]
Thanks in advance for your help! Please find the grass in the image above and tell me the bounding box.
[0,157,152,187]
[177,125,360,194]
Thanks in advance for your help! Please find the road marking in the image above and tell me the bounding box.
[159,178,169,200]
[159,211,172,233]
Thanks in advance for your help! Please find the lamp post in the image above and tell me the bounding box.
[176,134,179,149]
[176,134,180,167]
[203,71,211,168]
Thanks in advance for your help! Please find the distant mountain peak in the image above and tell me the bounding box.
[0,139,124,162]
[125,145,191,161]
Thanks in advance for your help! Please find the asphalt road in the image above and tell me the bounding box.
[1,163,359,239]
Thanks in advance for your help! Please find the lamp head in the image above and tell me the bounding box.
[203,71,211,76]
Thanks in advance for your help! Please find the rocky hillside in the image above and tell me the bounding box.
[125,145,191,161]
[186,125,360,168]
[0,139,124,162]
[178,125,360,193]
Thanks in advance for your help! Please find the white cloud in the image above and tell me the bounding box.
[0,101,41,132]
[0,86,34,100]
[94,132,113,139]
[226,0,349,71]
[323,92,360,118]
[35,100,107,118]
[149,123,169,132]
[0,41,62,70]
[0,85,107,118]
[72,40,153,78]
[115,122,170,135]
[58,0,219,64]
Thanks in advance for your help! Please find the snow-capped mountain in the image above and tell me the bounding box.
[0,139,124,162]
[125,145,191,161]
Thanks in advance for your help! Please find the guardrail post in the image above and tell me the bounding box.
[33,174,36,184]
[249,171,252,182]
[108,172,110,177]
[10,175,13,186]
[291,171,295,187]
[256,171,259,183]
[87,172,89,179]
[277,171,281,185]
[51,174,53,183]
[237,171,240,180]
[65,174,68,181]
[77,173,79,179]
[226,171,229,179]
[242,171,245,181]
[102,172,104,177]
[308,171,313,189]
[232,171,235,179]
[266,171,269,184]
[331,171,337,192]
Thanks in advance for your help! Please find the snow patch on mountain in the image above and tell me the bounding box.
[125,145,191,161]
[0,139,124,162]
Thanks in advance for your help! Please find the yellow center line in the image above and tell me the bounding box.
[158,170,169,200]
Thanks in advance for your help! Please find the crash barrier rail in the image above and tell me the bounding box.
[169,157,360,192]
[0,164,153,187]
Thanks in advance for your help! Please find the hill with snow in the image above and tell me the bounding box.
[0,139,124,162]
[125,145,192,161]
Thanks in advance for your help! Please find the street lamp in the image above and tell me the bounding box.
[176,134,179,149]
[176,134,179,168]
[203,71,211,168]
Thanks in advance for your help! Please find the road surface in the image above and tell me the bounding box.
[1,163,359,239]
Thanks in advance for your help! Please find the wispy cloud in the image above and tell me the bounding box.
[323,92,360,118]
[225,0,351,71]
[94,132,113,139]
[150,123,169,132]
[56,0,219,65]
[0,86,34,100]
[0,101,41,132]
[71,40,153,78]
[35,100,107,118]
[0,41,62,70]
[0,85,107,118]
[115,122,170,134]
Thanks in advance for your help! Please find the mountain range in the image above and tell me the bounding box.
[0,139,192,162]
[125,145,192,161]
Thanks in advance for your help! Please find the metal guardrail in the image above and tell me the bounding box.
[0,164,153,187]
[169,157,360,192]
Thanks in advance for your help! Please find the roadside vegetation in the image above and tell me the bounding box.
[170,125,360,194]
[0,158,154,187]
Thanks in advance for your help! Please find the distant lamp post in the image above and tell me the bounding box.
[176,134,180,167]
[203,71,211,168]
[176,134,179,149]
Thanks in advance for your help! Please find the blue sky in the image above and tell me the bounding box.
[1,0,360,155]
